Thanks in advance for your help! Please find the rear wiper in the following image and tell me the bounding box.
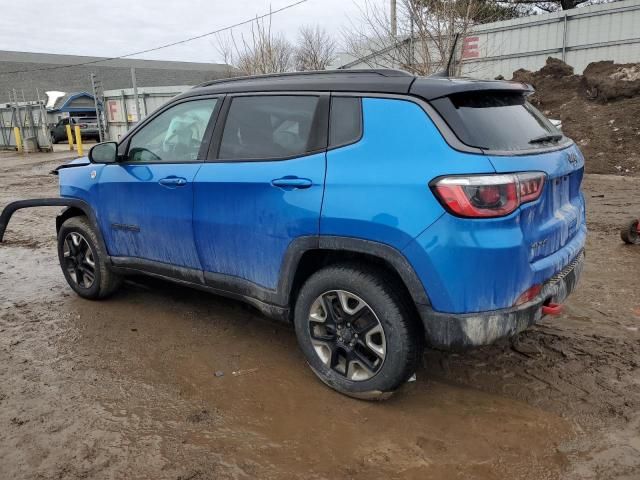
[528,133,563,144]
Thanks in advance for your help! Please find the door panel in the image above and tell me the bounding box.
[98,163,203,268]
[193,153,325,289]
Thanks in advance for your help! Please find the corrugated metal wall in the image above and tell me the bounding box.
[340,0,640,80]
[0,102,52,151]
[462,0,640,79]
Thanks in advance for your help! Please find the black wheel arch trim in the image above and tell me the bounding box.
[0,197,108,254]
[277,236,431,307]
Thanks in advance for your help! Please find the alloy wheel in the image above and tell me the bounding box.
[308,290,386,381]
[62,232,96,288]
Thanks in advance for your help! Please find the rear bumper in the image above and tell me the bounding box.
[79,130,100,137]
[419,250,584,350]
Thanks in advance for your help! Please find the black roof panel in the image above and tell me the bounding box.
[181,69,415,98]
[179,69,533,101]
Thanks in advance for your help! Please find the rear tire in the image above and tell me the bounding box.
[293,264,423,400]
[621,219,640,245]
[57,216,121,299]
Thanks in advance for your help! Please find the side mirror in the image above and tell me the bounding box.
[89,142,118,163]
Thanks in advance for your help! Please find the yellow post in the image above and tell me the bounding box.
[13,127,23,153]
[74,125,83,156]
[65,124,74,150]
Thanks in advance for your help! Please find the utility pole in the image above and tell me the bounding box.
[90,73,106,142]
[390,0,397,38]
[131,67,142,124]
[409,15,414,70]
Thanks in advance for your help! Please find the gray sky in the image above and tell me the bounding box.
[0,0,372,63]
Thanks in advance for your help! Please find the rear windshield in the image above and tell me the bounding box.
[430,91,565,151]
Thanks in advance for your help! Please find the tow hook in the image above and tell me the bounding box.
[542,303,564,315]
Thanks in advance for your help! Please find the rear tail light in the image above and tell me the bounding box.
[431,172,545,218]
[514,284,542,306]
[517,172,545,203]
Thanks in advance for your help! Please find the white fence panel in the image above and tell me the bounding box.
[103,85,191,141]
[339,0,640,80]
[461,0,640,79]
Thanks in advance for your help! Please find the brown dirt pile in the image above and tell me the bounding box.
[510,57,640,175]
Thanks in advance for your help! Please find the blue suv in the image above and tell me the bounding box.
[0,70,586,399]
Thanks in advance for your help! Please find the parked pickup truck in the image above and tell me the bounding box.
[50,116,100,143]
[1,69,586,399]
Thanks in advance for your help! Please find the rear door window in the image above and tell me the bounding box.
[431,92,565,151]
[218,95,321,160]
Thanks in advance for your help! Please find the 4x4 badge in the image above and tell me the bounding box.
[567,152,578,166]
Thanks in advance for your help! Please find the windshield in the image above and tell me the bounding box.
[430,91,565,151]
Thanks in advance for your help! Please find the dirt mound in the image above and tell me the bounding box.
[539,56,574,78]
[511,68,534,84]
[510,57,640,175]
[583,60,640,101]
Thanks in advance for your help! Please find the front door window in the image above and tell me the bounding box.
[126,98,217,163]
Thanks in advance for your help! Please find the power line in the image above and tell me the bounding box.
[0,0,309,76]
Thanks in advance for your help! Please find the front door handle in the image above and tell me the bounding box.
[271,176,313,189]
[159,176,187,188]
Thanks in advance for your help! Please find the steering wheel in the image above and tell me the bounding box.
[128,147,162,162]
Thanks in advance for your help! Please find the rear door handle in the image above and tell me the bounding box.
[159,176,187,188]
[271,176,313,189]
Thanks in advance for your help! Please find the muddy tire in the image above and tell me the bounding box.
[293,264,423,400]
[621,219,640,245]
[57,216,121,299]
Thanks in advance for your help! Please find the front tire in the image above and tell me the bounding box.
[57,216,121,299]
[294,264,423,400]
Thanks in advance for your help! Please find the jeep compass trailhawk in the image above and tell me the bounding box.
[0,70,586,398]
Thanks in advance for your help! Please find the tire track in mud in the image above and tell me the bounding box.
[426,326,639,424]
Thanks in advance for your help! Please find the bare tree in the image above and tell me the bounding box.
[294,26,337,71]
[215,15,294,75]
[342,0,521,75]
[497,0,614,13]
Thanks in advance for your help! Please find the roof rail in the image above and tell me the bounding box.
[193,68,412,89]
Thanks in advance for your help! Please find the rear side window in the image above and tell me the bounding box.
[329,97,362,147]
[431,92,564,151]
[218,95,320,160]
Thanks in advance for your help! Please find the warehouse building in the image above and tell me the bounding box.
[0,50,232,103]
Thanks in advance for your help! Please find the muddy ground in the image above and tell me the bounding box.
[0,150,639,480]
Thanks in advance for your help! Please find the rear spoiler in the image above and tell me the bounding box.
[410,77,534,101]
